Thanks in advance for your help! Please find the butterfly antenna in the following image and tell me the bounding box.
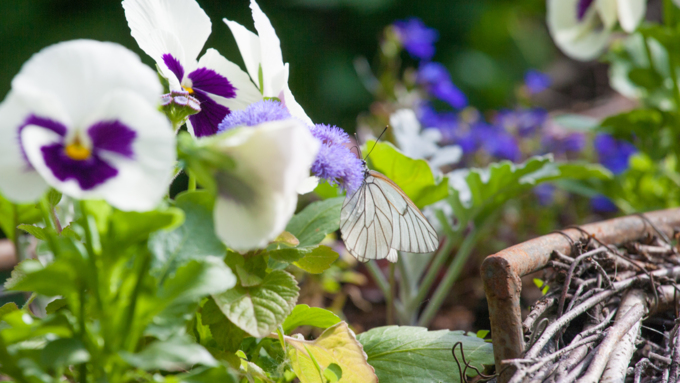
[352,133,363,159]
[363,126,388,161]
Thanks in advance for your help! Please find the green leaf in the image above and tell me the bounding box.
[17,224,47,241]
[366,140,449,208]
[282,304,342,334]
[314,181,342,199]
[150,191,226,280]
[176,365,239,383]
[47,189,62,207]
[533,278,544,288]
[201,298,246,353]
[286,322,377,383]
[212,270,299,337]
[0,193,41,241]
[121,336,217,371]
[41,338,90,369]
[324,363,343,382]
[160,256,236,304]
[357,326,494,383]
[269,247,311,263]
[286,197,344,247]
[5,259,79,297]
[110,207,184,248]
[476,330,490,339]
[0,302,19,318]
[294,246,339,274]
[45,299,68,314]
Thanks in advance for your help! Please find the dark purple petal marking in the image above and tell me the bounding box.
[162,53,185,82]
[41,143,118,190]
[577,0,595,20]
[188,67,236,99]
[17,114,68,167]
[189,90,231,137]
[88,120,136,159]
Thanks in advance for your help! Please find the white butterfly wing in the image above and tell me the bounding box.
[340,171,439,263]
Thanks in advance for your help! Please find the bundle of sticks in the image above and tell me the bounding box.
[505,229,680,383]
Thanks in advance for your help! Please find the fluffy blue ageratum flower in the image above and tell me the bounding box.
[393,18,439,61]
[524,70,551,94]
[496,108,547,137]
[417,62,468,109]
[217,100,291,132]
[594,133,637,175]
[591,195,618,213]
[310,124,364,194]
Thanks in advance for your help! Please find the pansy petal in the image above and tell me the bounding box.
[223,18,262,87]
[122,0,211,63]
[616,0,646,32]
[296,176,319,195]
[196,48,262,111]
[23,90,175,211]
[212,119,320,250]
[596,0,618,30]
[187,90,230,137]
[0,91,52,202]
[281,81,313,126]
[547,0,611,61]
[250,0,286,97]
[11,40,162,125]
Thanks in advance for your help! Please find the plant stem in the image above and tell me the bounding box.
[122,250,152,352]
[408,233,459,313]
[417,226,481,327]
[12,204,21,261]
[188,171,197,191]
[387,262,396,325]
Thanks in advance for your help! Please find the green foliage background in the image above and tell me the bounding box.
[0,0,553,133]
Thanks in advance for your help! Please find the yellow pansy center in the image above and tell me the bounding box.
[64,137,91,161]
[183,86,194,94]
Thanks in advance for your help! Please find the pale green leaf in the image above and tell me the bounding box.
[286,197,344,247]
[121,336,217,371]
[282,304,342,333]
[294,246,339,274]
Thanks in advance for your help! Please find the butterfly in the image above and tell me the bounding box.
[339,132,439,263]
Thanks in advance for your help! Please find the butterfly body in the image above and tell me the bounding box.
[340,169,439,262]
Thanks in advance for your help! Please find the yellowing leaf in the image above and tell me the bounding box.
[285,322,377,383]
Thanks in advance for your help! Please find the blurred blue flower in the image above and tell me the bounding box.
[417,62,468,109]
[524,70,551,94]
[594,133,637,175]
[217,100,291,132]
[534,184,555,206]
[393,18,439,61]
[417,103,459,145]
[482,128,521,162]
[590,195,618,213]
[310,124,364,194]
[495,108,548,137]
[542,130,586,154]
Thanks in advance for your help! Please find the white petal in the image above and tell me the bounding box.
[547,0,611,61]
[223,18,262,88]
[281,80,314,126]
[22,90,175,211]
[197,49,262,111]
[296,176,319,195]
[0,91,53,203]
[212,119,320,250]
[123,0,211,62]
[596,0,618,30]
[250,0,286,97]
[616,0,646,32]
[429,146,463,169]
[11,40,162,126]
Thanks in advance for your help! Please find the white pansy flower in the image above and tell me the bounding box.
[211,119,320,251]
[224,0,313,126]
[123,0,261,137]
[0,40,175,211]
[390,109,462,170]
[547,0,646,61]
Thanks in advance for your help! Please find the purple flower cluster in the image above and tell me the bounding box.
[524,70,551,94]
[590,195,618,213]
[594,133,637,175]
[417,62,468,109]
[496,108,547,137]
[393,18,439,61]
[217,99,291,132]
[310,124,364,194]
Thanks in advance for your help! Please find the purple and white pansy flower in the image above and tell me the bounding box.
[547,0,646,61]
[0,40,176,211]
[123,0,261,137]
[224,0,314,126]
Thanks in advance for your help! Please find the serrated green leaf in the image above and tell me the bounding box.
[282,304,342,334]
[212,270,299,337]
[41,338,90,369]
[150,191,226,280]
[286,322,377,383]
[357,326,494,383]
[5,259,80,297]
[294,246,339,274]
[160,256,236,304]
[0,302,19,318]
[366,140,449,208]
[286,198,344,247]
[17,224,47,241]
[121,336,217,371]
